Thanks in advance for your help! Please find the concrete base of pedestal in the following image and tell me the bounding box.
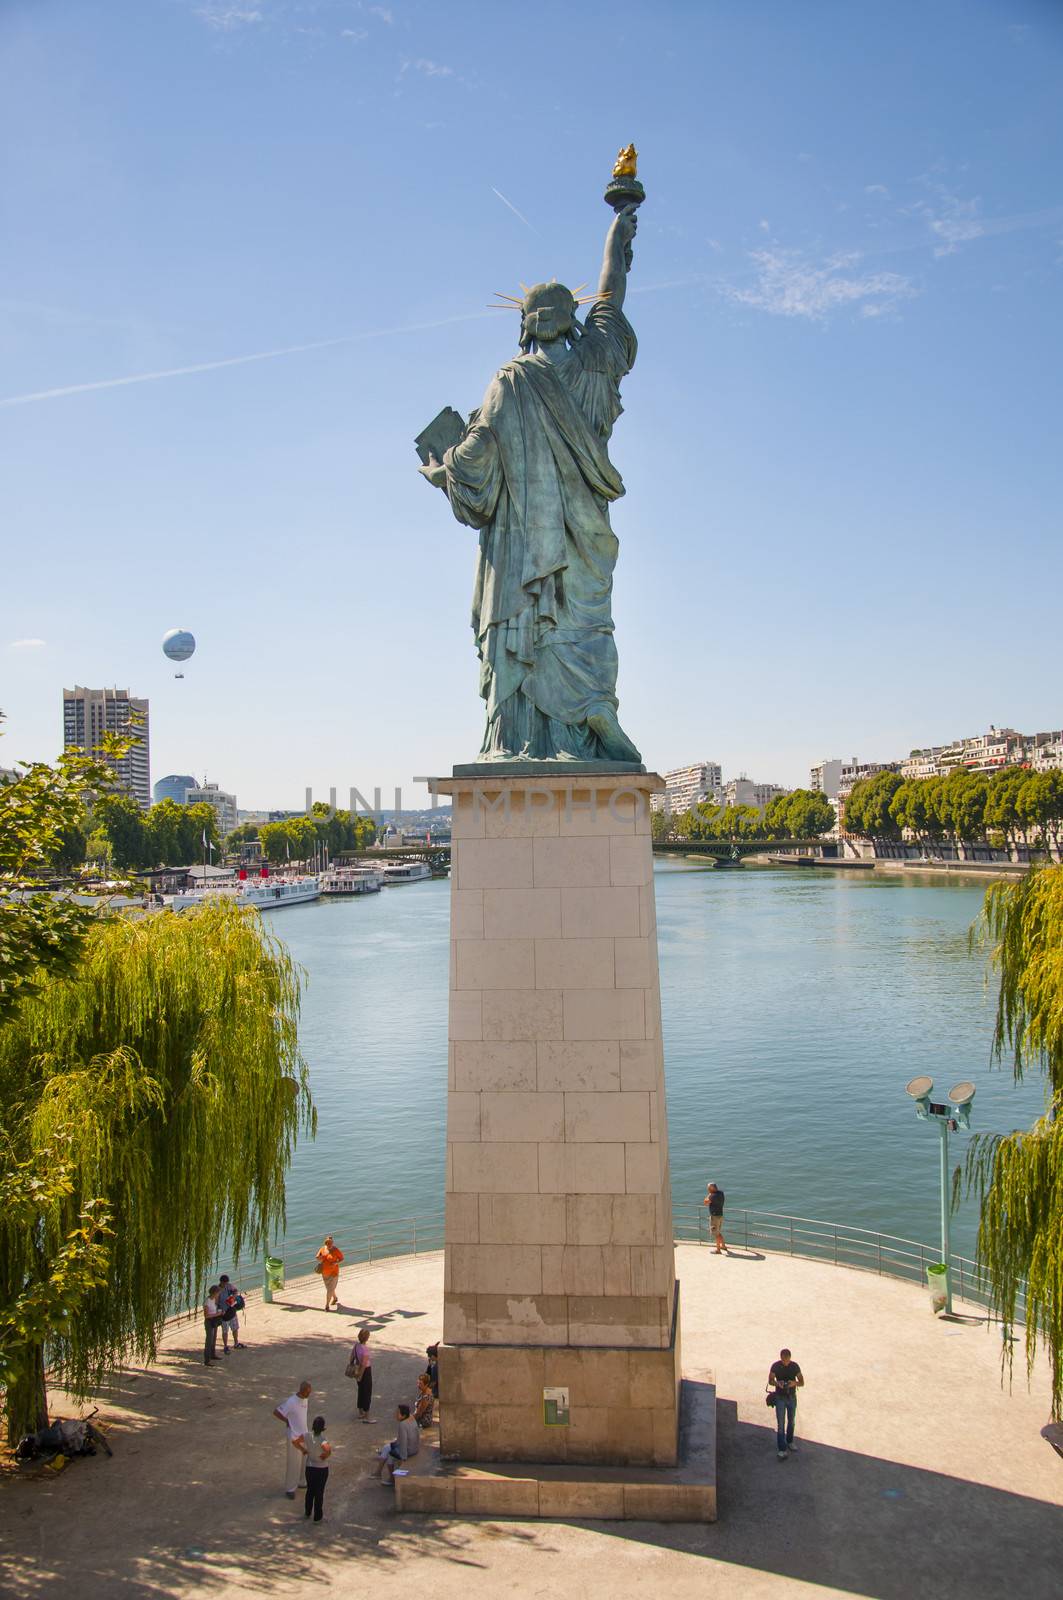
[396,1375,716,1523]
[439,1282,681,1468]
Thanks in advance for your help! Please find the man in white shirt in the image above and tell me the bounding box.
[272,1380,313,1498]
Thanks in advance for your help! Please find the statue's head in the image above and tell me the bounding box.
[519,281,576,350]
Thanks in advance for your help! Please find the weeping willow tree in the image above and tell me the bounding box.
[0,900,314,1442]
[967,865,1063,1418]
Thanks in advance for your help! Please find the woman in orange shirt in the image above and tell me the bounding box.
[316,1235,344,1311]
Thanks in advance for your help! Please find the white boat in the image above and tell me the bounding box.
[170,874,320,910]
[318,866,383,897]
[380,860,432,885]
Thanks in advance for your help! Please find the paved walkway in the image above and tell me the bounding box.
[2,1244,1060,1599]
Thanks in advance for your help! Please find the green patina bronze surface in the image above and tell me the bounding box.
[417,160,646,770]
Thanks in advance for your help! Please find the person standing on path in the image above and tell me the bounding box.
[203,1285,223,1366]
[316,1235,344,1311]
[352,1327,373,1422]
[767,1348,804,1459]
[296,1416,332,1522]
[703,1182,727,1253]
[217,1274,245,1351]
[273,1380,313,1497]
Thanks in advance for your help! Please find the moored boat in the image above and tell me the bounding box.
[380,860,432,885]
[319,866,384,896]
[170,874,320,910]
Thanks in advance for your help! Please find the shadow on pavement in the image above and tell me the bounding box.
[572,1397,1062,1600]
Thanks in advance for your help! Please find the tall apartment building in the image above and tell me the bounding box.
[724,777,788,812]
[650,760,723,815]
[63,686,150,808]
[809,759,843,800]
[186,781,238,836]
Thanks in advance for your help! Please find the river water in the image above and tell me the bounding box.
[262,863,1047,1267]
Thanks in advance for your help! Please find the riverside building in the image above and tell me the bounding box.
[153,773,198,805]
[809,759,843,799]
[63,685,150,808]
[185,781,238,836]
[723,777,788,813]
[650,760,723,815]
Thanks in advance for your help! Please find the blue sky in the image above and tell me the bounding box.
[2,0,1061,807]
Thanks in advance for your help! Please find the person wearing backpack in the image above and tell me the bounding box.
[217,1274,246,1351]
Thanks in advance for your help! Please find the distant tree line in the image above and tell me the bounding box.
[232,802,376,864]
[87,795,223,870]
[652,788,836,843]
[843,766,1063,851]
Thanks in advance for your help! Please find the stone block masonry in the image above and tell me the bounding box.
[435,774,681,1469]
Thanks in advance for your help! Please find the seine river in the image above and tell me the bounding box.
[261,862,1047,1268]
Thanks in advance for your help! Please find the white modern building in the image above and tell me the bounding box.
[649,760,723,815]
[186,781,238,836]
[63,686,150,808]
[723,777,788,813]
[838,759,900,798]
[809,759,844,800]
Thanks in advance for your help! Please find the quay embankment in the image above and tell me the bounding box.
[2,1243,1059,1600]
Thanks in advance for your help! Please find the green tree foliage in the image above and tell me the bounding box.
[0,900,314,1440]
[227,822,259,846]
[92,792,147,870]
[851,764,1063,853]
[843,771,904,840]
[94,797,222,870]
[765,789,835,839]
[259,811,377,863]
[0,729,128,1022]
[966,867,1063,1417]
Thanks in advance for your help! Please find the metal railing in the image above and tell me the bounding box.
[210,1215,445,1297]
[211,1206,1024,1328]
[672,1206,1026,1325]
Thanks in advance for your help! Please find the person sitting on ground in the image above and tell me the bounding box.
[425,1343,439,1398]
[373,1405,420,1484]
[413,1372,435,1429]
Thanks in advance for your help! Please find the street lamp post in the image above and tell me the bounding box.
[904,1076,976,1316]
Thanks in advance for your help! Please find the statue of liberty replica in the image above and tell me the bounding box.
[417,148,646,769]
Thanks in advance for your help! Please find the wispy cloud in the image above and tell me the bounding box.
[491,187,535,232]
[364,3,393,21]
[725,249,915,320]
[401,57,453,78]
[912,186,985,257]
[196,3,263,30]
[8,639,47,651]
[341,27,367,40]
[865,184,891,198]
[0,312,499,408]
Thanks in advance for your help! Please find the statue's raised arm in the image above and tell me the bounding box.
[597,205,638,311]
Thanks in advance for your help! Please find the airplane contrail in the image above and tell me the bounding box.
[0,310,498,408]
[491,186,536,232]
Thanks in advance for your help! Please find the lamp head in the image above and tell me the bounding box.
[905,1075,933,1119]
[948,1081,976,1129]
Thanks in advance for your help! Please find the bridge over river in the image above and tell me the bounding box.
[338,839,834,873]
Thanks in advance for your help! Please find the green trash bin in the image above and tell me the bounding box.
[264,1254,285,1303]
[926,1262,948,1314]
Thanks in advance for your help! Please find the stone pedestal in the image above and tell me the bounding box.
[436,771,680,1468]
